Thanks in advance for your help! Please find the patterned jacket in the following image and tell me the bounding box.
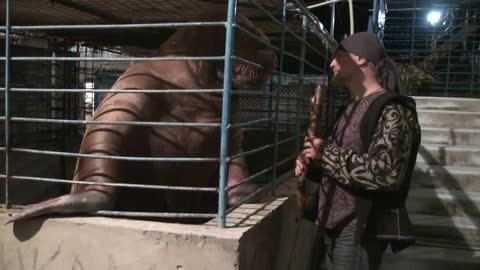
[308,92,421,253]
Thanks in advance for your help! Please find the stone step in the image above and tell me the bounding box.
[407,188,480,217]
[421,127,480,146]
[412,165,480,192]
[416,144,480,166]
[414,96,480,112]
[411,214,480,248]
[381,245,480,270]
[417,110,480,129]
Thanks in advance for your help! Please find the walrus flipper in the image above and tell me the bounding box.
[5,190,113,224]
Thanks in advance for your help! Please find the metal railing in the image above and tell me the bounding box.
[379,1,480,97]
[0,0,339,228]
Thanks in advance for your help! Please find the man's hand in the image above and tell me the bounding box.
[302,136,323,161]
[295,136,323,177]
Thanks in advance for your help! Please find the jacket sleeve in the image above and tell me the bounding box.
[307,104,416,191]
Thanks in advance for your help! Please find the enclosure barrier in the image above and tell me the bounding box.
[0,0,342,228]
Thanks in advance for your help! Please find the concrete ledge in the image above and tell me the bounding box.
[0,173,318,270]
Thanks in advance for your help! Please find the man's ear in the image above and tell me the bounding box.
[356,56,368,66]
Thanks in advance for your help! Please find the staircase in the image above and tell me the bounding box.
[382,96,480,269]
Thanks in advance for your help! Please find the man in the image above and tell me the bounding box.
[295,32,421,270]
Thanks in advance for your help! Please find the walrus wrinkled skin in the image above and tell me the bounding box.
[6,13,276,224]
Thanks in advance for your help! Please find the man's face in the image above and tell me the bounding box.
[329,49,358,87]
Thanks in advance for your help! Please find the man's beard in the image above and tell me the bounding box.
[331,72,347,88]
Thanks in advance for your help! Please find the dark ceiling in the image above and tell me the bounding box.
[1,0,478,73]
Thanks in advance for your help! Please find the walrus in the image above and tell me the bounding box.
[6,11,276,224]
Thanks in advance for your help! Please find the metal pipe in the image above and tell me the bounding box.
[7,88,224,94]
[217,0,237,228]
[229,118,272,129]
[4,50,321,72]
[2,147,219,162]
[445,21,453,96]
[245,0,327,59]
[282,52,325,72]
[2,88,309,101]
[93,211,216,219]
[228,132,304,163]
[348,0,355,34]
[295,15,307,151]
[307,0,345,10]
[271,0,288,196]
[231,56,263,69]
[4,0,11,209]
[224,167,273,191]
[409,0,416,95]
[229,142,275,161]
[330,3,336,36]
[372,0,379,32]
[226,181,272,214]
[0,175,217,192]
[5,21,226,30]
[4,116,222,127]
[0,55,262,68]
[276,152,301,167]
[277,133,306,146]
[0,56,224,62]
[234,24,326,71]
[225,152,300,214]
[291,0,338,50]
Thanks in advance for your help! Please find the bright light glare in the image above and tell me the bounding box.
[427,11,442,25]
[85,82,95,89]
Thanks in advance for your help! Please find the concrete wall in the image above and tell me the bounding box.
[237,180,319,270]
[0,173,318,270]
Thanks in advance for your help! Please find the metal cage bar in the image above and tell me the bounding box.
[271,0,288,195]
[0,175,218,192]
[295,15,308,151]
[0,0,337,225]
[217,0,237,228]
[3,0,11,209]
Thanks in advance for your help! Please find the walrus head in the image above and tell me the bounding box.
[159,11,276,91]
[227,14,277,91]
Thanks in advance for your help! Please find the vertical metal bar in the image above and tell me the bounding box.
[217,0,237,228]
[295,15,307,151]
[267,76,274,130]
[467,10,474,95]
[445,19,453,96]
[377,0,386,40]
[347,0,354,35]
[471,43,475,97]
[4,0,11,208]
[409,1,416,95]
[372,0,379,32]
[330,3,336,37]
[272,0,287,194]
[323,31,330,134]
